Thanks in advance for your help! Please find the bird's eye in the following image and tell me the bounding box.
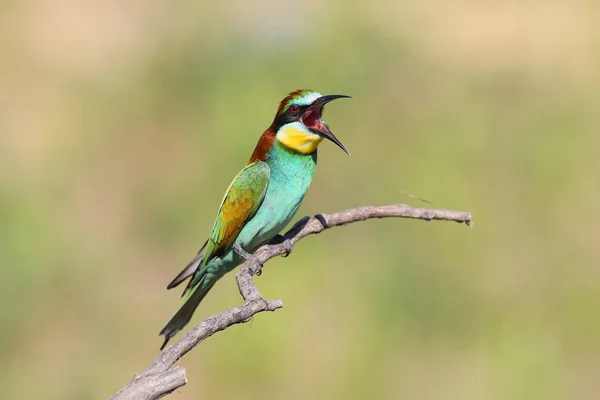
[289,105,299,114]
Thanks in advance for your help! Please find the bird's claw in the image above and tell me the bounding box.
[245,254,264,276]
[271,234,293,257]
[234,244,264,276]
[281,239,293,257]
[253,260,263,276]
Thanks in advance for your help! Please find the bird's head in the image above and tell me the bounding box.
[272,90,350,155]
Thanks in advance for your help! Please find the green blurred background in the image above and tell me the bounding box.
[1,0,599,399]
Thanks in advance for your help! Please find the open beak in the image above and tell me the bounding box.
[301,94,351,155]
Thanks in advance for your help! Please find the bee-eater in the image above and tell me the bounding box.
[159,90,350,349]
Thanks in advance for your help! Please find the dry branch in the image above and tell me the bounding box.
[109,203,472,399]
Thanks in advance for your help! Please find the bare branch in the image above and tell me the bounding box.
[109,203,472,399]
[110,367,186,400]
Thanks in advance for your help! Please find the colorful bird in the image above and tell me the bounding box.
[159,90,350,349]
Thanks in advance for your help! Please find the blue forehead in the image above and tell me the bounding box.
[286,91,322,108]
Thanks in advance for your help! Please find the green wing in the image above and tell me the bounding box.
[206,161,270,260]
[182,161,270,294]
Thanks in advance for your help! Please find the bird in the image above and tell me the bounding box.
[159,89,350,349]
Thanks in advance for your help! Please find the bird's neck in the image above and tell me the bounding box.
[266,140,318,179]
[248,122,321,164]
[248,127,318,179]
[248,128,276,163]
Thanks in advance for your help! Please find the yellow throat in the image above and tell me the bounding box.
[276,122,323,154]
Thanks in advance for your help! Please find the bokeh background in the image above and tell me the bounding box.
[2,0,599,399]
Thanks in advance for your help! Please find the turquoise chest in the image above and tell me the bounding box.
[236,141,318,251]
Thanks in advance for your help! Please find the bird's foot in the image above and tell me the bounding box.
[234,244,264,276]
[271,234,293,257]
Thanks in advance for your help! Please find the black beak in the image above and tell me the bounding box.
[312,94,352,107]
[310,94,351,155]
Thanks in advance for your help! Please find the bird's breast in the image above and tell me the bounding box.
[237,143,318,250]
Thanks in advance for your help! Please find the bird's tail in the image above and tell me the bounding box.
[158,279,216,350]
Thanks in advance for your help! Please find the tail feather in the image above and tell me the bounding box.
[159,280,215,350]
[167,240,207,291]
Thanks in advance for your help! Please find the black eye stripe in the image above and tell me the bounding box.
[273,104,307,131]
[290,104,310,114]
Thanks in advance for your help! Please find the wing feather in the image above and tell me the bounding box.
[204,161,270,263]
